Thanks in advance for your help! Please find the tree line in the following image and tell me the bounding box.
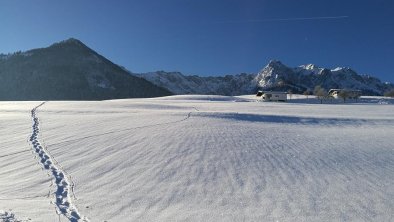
[301,86,394,103]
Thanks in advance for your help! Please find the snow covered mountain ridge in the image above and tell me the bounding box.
[135,60,393,96]
[134,71,256,96]
[1,38,391,98]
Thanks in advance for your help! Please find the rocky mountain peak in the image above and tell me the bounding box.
[266,60,286,68]
[331,66,356,74]
[300,64,320,70]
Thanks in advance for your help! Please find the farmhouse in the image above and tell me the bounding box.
[257,91,287,102]
[328,89,362,99]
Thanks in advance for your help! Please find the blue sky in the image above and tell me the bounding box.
[1,0,393,82]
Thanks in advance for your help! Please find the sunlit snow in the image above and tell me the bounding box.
[0,95,393,221]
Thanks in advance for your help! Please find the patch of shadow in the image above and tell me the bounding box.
[196,112,392,126]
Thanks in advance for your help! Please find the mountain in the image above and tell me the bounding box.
[0,38,171,100]
[135,71,256,96]
[1,39,390,99]
[254,60,393,95]
[135,60,393,96]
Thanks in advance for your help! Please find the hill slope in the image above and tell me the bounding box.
[0,38,171,100]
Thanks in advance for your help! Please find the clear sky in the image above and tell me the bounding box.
[1,0,393,82]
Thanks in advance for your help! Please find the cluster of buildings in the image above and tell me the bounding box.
[256,89,362,102]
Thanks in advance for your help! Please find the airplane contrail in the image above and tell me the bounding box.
[215,16,349,24]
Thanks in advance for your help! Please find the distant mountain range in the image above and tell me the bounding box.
[134,71,256,96]
[0,38,171,100]
[135,60,393,96]
[1,38,392,100]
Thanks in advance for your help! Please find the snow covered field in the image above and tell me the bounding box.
[1,95,393,221]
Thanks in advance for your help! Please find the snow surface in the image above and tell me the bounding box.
[1,96,393,221]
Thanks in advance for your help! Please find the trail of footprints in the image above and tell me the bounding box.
[28,104,197,221]
[30,102,88,222]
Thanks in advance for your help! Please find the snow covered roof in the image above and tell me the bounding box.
[262,91,287,94]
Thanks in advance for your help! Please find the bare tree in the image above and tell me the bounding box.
[338,90,349,103]
[303,90,310,99]
[384,89,394,98]
[314,85,327,104]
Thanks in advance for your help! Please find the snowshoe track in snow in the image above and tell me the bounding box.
[30,102,88,222]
